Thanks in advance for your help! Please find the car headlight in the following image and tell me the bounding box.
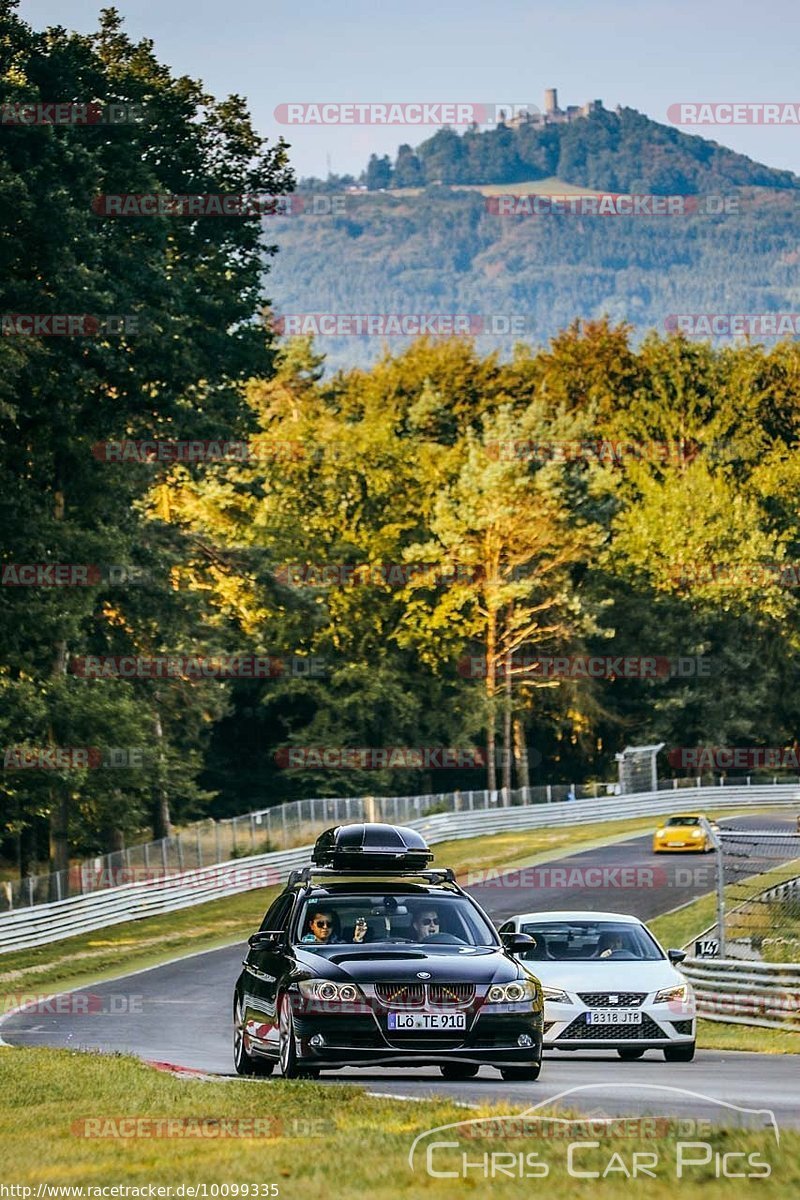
[655,829,665,837]
[487,979,538,1003]
[298,979,363,1003]
[691,830,703,838]
[654,984,688,1004]
[541,986,571,1004]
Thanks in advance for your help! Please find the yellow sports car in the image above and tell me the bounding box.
[653,813,719,853]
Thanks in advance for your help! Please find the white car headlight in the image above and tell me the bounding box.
[487,979,538,1003]
[654,984,688,1004]
[655,828,665,837]
[691,830,703,838]
[298,979,364,1003]
[541,986,571,1004]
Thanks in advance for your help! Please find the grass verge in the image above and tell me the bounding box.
[1,1046,797,1196]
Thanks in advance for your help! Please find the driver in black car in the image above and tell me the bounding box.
[411,907,442,941]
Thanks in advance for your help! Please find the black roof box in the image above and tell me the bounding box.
[312,823,434,872]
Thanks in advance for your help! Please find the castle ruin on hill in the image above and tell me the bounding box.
[504,88,606,129]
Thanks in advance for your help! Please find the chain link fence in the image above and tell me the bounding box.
[1,780,621,911]
[4,771,798,913]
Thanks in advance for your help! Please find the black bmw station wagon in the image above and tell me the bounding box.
[233,823,543,1080]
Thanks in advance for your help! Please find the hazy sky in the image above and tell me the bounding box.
[18,0,800,180]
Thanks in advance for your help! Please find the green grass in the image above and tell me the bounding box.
[1,1046,797,1196]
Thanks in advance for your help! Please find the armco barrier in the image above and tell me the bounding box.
[682,958,800,1030]
[1,784,798,955]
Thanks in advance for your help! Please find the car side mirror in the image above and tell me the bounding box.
[668,948,687,963]
[503,933,536,952]
[248,930,281,950]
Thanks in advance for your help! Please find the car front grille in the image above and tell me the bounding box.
[374,983,425,1008]
[374,983,475,1009]
[560,1013,666,1041]
[428,983,475,1007]
[577,992,646,1008]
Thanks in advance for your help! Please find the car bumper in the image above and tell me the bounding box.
[288,999,543,1068]
[543,1000,695,1050]
[653,839,707,852]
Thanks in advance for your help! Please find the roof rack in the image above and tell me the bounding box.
[287,865,457,887]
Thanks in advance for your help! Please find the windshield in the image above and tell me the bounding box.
[294,893,499,949]
[665,816,700,826]
[517,920,663,962]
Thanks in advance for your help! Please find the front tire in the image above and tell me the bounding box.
[278,996,319,1078]
[664,1043,695,1062]
[617,1048,645,1060]
[500,1060,541,1081]
[233,993,274,1076]
[440,1063,480,1080]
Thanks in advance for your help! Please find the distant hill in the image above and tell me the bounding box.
[266,107,800,372]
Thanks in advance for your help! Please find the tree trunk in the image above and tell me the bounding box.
[152,703,173,839]
[513,716,530,791]
[48,632,70,888]
[501,649,513,803]
[485,610,497,792]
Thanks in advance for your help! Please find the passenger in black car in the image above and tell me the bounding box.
[301,909,369,944]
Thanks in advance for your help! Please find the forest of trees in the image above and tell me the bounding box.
[357,106,799,193]
[3,4,800,882]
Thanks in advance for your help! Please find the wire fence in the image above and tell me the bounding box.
[3,772,798,911]
[711,829,800,962]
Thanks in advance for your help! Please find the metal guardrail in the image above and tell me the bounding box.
[3,779,622,911]
[1,783,798,956]
[682,958,800,1030]
[12,769,788,911]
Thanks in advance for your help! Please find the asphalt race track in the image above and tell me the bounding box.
[3,812,799,1127]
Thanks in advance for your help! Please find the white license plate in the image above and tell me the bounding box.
[388,1011,466,1031]
[586,1009,642,1025]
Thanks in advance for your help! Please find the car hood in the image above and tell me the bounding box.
[519,959,685,994]
[296,945,523,985]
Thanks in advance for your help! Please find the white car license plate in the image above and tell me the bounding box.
[388,1011,466,1031]
[586,1009,642,1025]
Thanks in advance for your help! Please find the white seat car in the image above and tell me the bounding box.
[498,910,695,1061]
